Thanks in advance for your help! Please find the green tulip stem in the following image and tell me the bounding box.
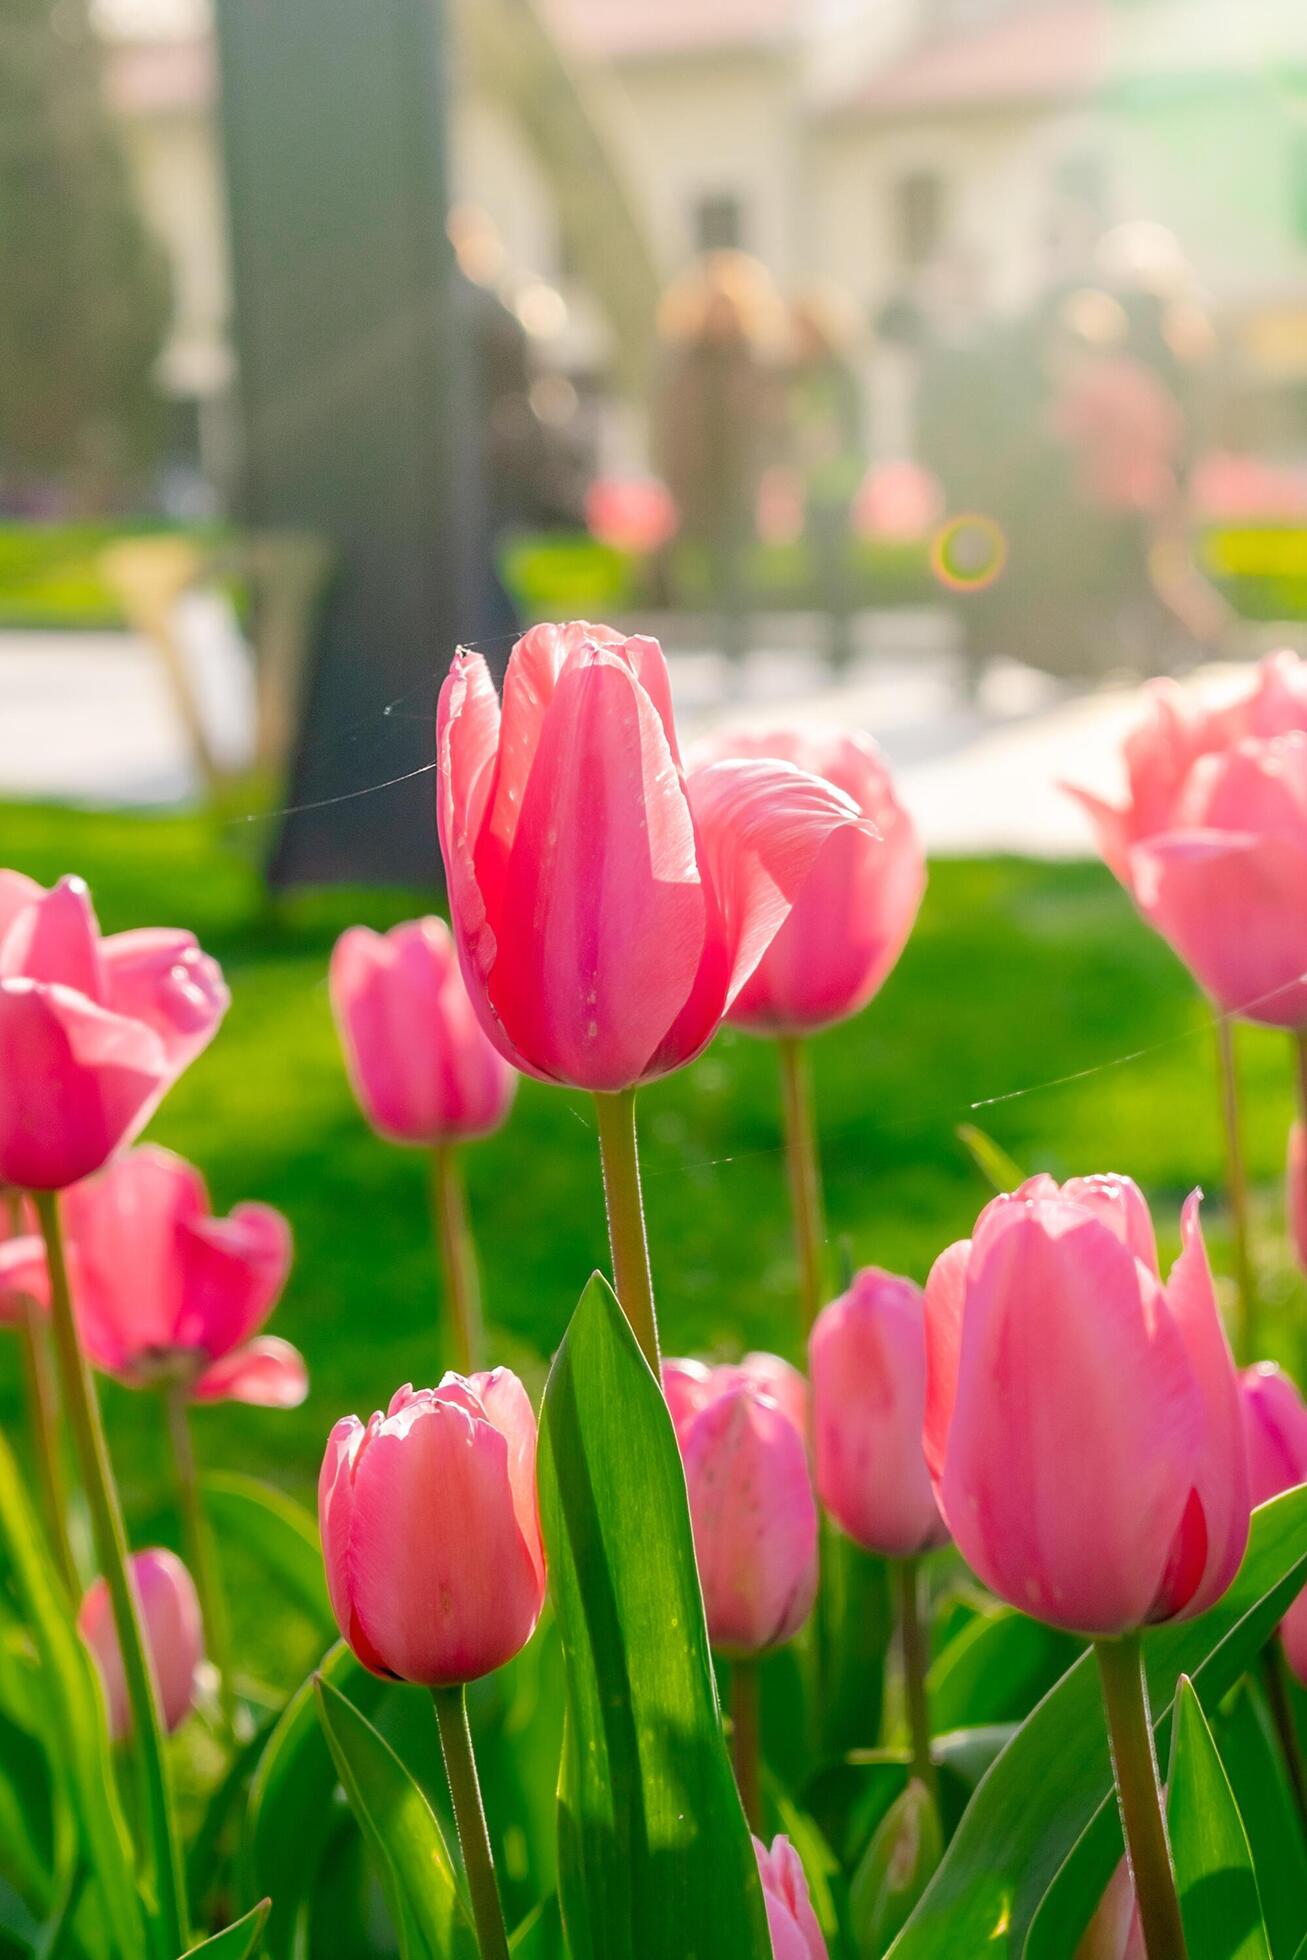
[33,1189,188,1956]
[164,1380,236,1745]
[1215,1016,1255,1362]
[17,1290,76,1596]
[592,1089,661,1376]
[1293,1028,1307,1166]
[1095,1633,1187,1960]
[1262,1645,1307,1832]
[430,1144,484,1376]
[777,1035,827,1333]
[432,1684,511,1960]
[730,1657,763,1831]
[896,1557,935,1795]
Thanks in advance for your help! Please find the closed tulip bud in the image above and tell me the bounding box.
[319,1372,545,1686]
[811,1269,948,1559]
[0,873,227,1189]
[79,1548,203,1741]
[849,1779,942,1958]
[701,728,925,1036]
[1239,1361,1307,1684]
[924,1175,1249,1636]
[664,1352,808,1444]
[1288,1124,1307,1275]
[330,917,515,1145]
[1075,1857,1145,1960]
[669,1372,817,1655]
[437,624,870,1091]
[754,1835,827,1960]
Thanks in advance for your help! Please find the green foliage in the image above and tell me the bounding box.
[1213,1679,1307,1956]
[1166,1676,1269,1960]
[202,1474,331,1635]
[179,1898,269,1957]
[850,1780,942,1957]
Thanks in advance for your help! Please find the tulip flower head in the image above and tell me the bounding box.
[666,1363,817,1654]
[924,1175,1249,1636]
[79,1548,203,1741]
[811,1268,948,1559]
[754,1835,827,1960]
[700,726,925,1035]
[319,1371,545,1686]
[0,872,227,1189]
[664,1351,808,1444]
[330,917,515,1146]
[1065,651,1307,1026]
[436,623,873,1090]
[1239,1361,1307,1683]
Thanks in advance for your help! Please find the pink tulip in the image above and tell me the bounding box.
[700,727,924,1035]
[79,1548,203,1741]
[1288,1124,1307,1275]
[1239,1362,1307,1684]
[664,1352,808,1443]
[330,917,516,1146]
[436,623,871,1090]
[319,1372,545,1685]
[1075,1856,1145,1960]
[810,1268,948,1559]
[668,1370,817,1654]
[0,873,227,1190]
[8,1146,303,1406]
[923,1174,1249,1636]
[754,1835,827,1960]
[1065,652,1307,1026]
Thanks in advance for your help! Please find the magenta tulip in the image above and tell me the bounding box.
[319,1372,545,1685]
[701,727,924,1035]
[79,1547,203,1741]
[1239,1361,1307,1683]
[811,1268,948,1559]
[0,873,227,1189]
[330,917,515,1145]
[1288,1124,1307,1275]
[435,623,870,1091]
[6,1147,302,1406]
[668,1369,817,1654]
[924,1174,1249,1636]
[1066,651,1307,1026]
[754,1835,827,1960]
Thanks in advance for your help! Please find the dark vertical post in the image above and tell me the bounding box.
[214,0,472,885]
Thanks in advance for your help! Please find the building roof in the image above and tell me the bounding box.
[543,0,798,62]
[831,0,1108,118]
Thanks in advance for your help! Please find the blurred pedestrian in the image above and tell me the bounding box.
[784,290,864,668]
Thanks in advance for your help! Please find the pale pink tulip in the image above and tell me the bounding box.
[1239,1361,1307,1684]
[1065,652,1307,1026]
[754,1835,827,1960]
[810,1269,948,1558]
[924,1175,1249,1636]
[1288,1123,1307,1275]
[319,1372,545,1685]
[670,1374,817,1654]
[701,727,923,1034]
[436,624,871,1090]
[0,873,227,1189]
[330,917,515,1146]
[79,1548,203,1741]
[9,1147,302,1406]
[663,1352,808,1443]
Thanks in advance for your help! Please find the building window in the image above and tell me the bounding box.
[895,170,946,269]
[693,192,745,255]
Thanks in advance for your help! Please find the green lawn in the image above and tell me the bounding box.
[3,799,1304,1541]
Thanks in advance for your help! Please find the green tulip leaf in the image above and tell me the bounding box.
[202,1474,332,1632]
[1167,1676,1269,1960]
[314,1675,475,1960]
[510,1895,565,1957]
[889,1486,1307,1956]
[818,1534,893,1757]
[927,1606,1080,1732]
[178,1898,270,1958]
[1213,1678,1307,1957]
[538,1272,771,1960]
[955,1125,1028,1196]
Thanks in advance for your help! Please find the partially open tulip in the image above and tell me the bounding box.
[6,1146,302,1406]
[330,917,515,1145]
[1288,1124,1307,1275]
[664,1352,808,1444]
[924,1175,1249,1636]
[700,727,924,1035]
[1239,1361,1307,1683]
[1065,652,1307,1026]
[754,1835,827,1960]
[79,1548,203,1741]
[811,1268,948,1559]
[668,1370,817,1654]
[436,624,871,1090]
[319,1373,545,1685]
[0,873,227,1189]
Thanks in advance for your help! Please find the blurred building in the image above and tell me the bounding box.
[96,0,1307,489]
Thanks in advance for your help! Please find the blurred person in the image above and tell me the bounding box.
[654,252,781,664]
[784,289,865,668]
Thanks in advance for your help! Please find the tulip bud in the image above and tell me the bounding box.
[754,1834,827,1959]
[319,1372,545,1686]
[672,1376,818,1655]
[664,1352,808,1445]
[1074,1855,1145,1960]
[924,1175,1249,1636]
[849,1779,942,1957]
[79,1548,203,1742]
[330,918,516,1145]
[811,1269,948,1559]
[1239,1361,1307,1685]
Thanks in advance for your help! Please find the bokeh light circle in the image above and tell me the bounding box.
[930,512,1009,593]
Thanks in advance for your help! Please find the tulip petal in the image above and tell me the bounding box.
[0,1235,46,1324]
[922,1238,970,1486]
[0,877,105,1001]
[99,929,229,1071]
[0,981,168,1191]
[61,1147,206,1370]
[1240,1362,1307,1508]
[175,1202,292,1358]
[1059,1174,1159,1273]
[193,1335,308,1407]
[481,622,620,868]
[436,649,506,1007]
[467,1367,544,1589]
